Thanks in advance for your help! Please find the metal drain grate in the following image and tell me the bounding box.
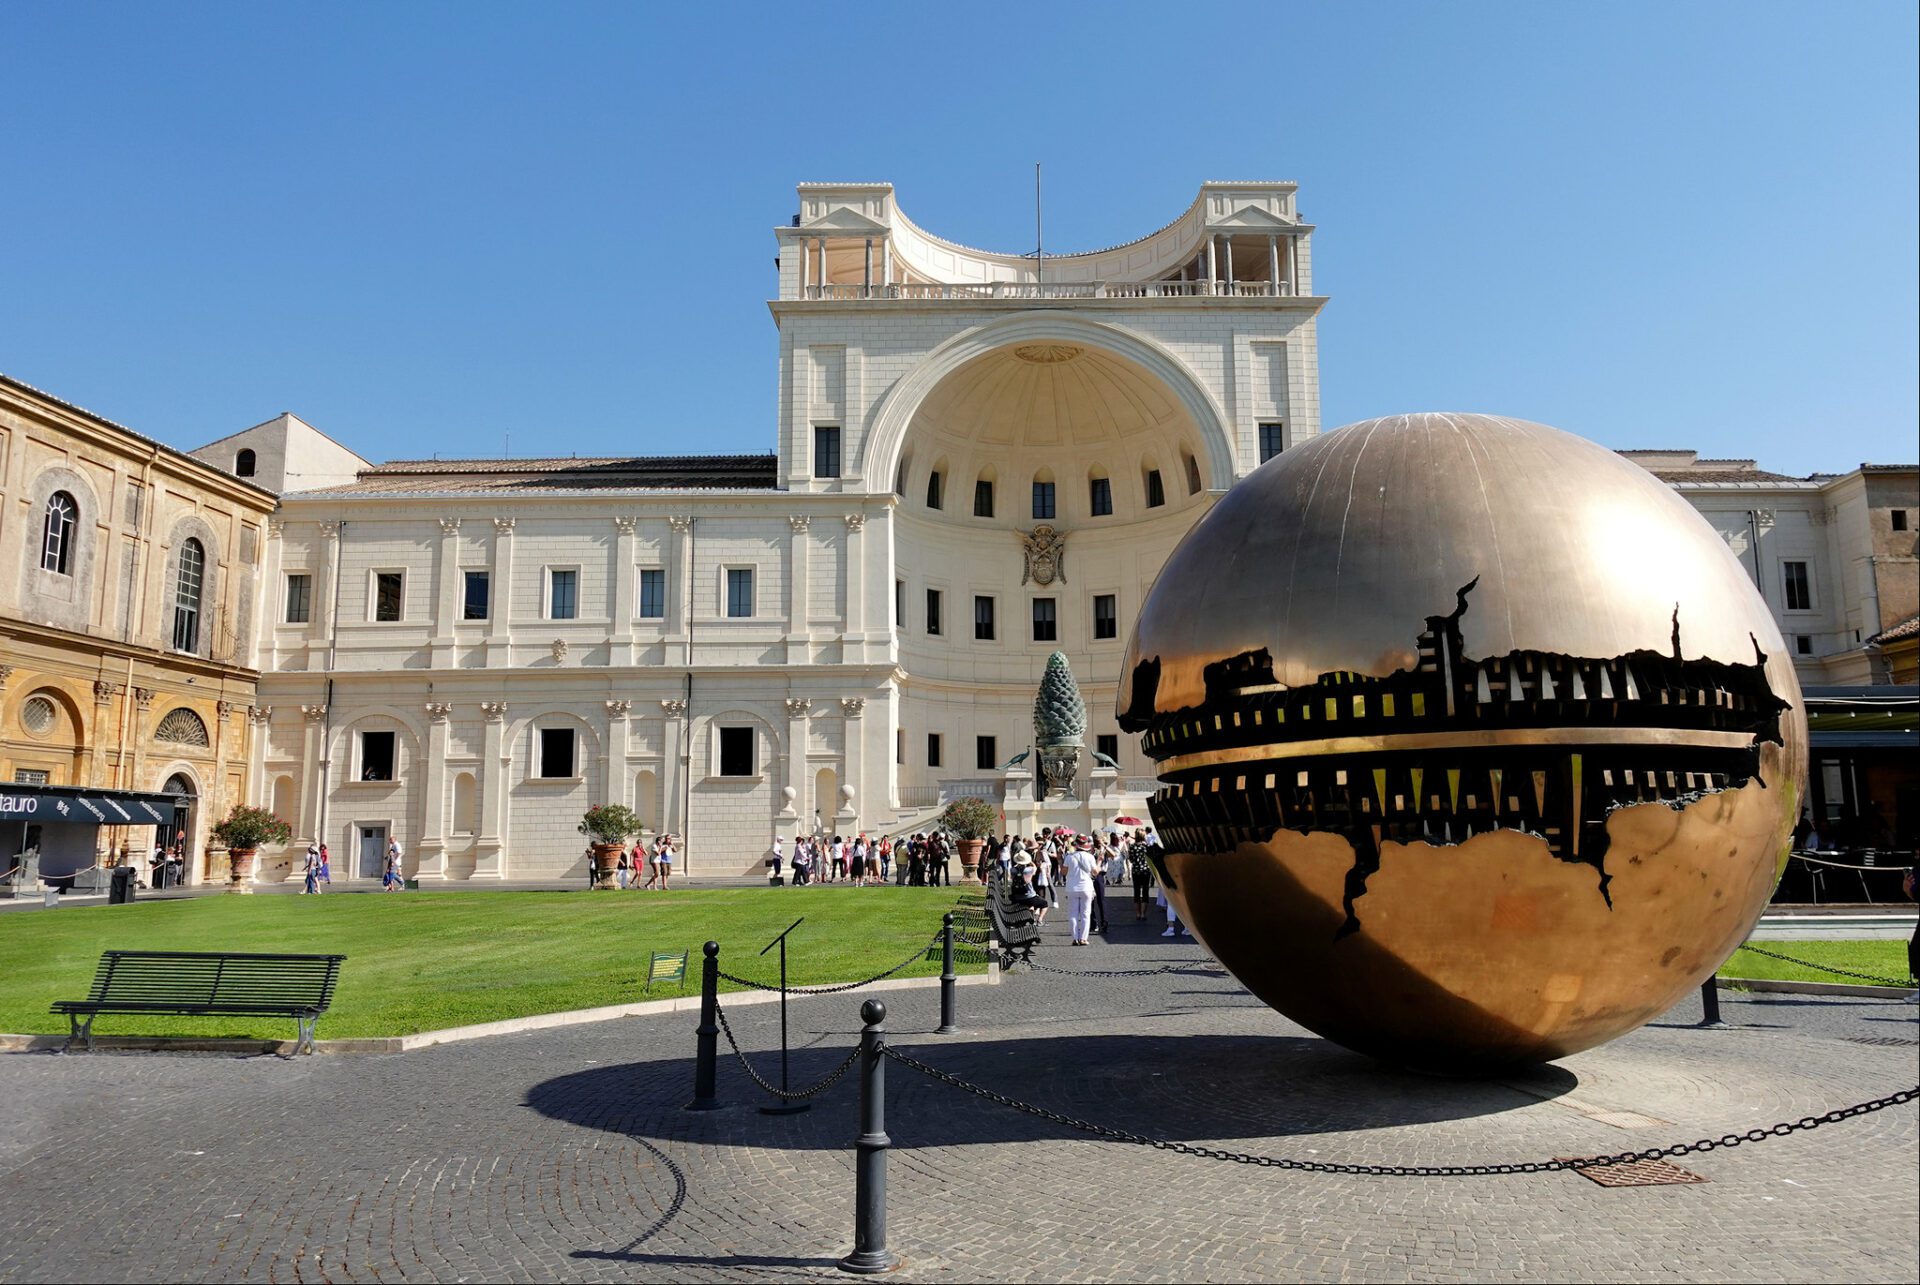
[1844,1036,1918,1048]
[1559,1157,1708,1187]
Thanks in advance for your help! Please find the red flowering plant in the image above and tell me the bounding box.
[578,804,642,845]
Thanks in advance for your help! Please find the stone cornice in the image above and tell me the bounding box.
[768,295,1330,320]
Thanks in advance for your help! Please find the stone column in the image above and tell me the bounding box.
[246,704,272,809]
[486,518,515,667]
[610,516,637,666]
[417,702,452,881]
[1206,235,1218,292]
[787,514,811,665]
[431,517,461,668]
[476,701,508,878]
[604,699,631,810]
[315,522,342,670]
[262,518,285,672]
[1268,236,1280,293]
[667,516,694,666]
[837,697,865,830]
[299,703,327,849]
[780,698,809,839]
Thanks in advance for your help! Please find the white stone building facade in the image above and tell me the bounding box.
[245,181,1327,880]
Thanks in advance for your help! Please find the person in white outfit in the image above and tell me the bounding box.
[1063,838,1099,945]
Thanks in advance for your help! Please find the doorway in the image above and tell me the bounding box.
[159,773,195,887]
[358,825,388,879]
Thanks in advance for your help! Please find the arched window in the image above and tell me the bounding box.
[172,538,205,653]
[155,707,210,746]
[40,492,77,575]
[452,772,478,836]
[235,448,257,478]
[1088,467,1113,517]
[1185,453,1204,495]
[1031,469,1056,521]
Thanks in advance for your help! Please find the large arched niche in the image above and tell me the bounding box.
[862,313,1235,495]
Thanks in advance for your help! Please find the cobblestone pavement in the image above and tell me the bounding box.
[1,906,1914,1283]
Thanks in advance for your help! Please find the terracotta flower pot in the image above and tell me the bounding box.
[590,842,624,890]
[227,848,257,895]
[958,838,984,873]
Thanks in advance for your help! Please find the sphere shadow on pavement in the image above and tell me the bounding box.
[525,1030,1580,1155]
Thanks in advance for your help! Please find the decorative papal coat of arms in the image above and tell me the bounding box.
[1019,525,1067,586]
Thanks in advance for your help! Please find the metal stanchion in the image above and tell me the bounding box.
[1698,975,1725,1028]
[937,913,957,1034]
[839,999,898,1275]
[687,941,721,1110]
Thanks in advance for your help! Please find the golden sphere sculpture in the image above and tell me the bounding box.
[1118,413,1806,1071]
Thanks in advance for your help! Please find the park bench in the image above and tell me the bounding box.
[646,949,689,992]
[985,869,1041,966]
[52,950,347,1054]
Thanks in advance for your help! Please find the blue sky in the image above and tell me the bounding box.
[2,3,1914,474]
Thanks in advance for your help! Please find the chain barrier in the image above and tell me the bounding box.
[879,1043,1918,1177]
[1023,957,1228,980]
[1733,943,1916,988]
[713,998,863,1101]
[717,934,941,996]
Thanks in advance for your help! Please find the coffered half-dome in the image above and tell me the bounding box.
[910,343,1193,452]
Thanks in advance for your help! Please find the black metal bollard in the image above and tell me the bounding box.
[839,999,898,1275]
[687,941,721,1110]
[937,913,957,1034]
[1698,975,1725,1028]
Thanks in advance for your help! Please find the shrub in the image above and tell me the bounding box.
[210,804,294,850]
[938,796,1000,840]
[578,804,642,845]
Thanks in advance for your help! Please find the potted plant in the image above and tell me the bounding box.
[938,797,1000,875]
[578,804,641,890]
[209,805,293,895]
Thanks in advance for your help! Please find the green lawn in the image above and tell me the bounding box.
[0,887,981,1039]
[1719,939,1915,988]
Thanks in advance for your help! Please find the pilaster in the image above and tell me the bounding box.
[431,517,462,667]
[667,516,694,665]
[475,701,507,877]
[315,522,342,670]
[787,514,812,664]
[837,697,864,829]
[486,518,515,667]
[299,704,327,848]
[610,517,637,665]
[604,699,631,810]
[660,697,688,845]
[780,697,808,838]
[417,702,452,880]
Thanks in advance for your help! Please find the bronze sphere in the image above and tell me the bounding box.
[1118,413,1806,1072]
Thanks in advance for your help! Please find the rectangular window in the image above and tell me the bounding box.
[638,568,665,619]
[284,573,312,624]
[1032,480,1056,520]
[1782,561,1811,611]
[1097,733,1119,764]
[1893,509,1910,532]
[1795,634,1813,656]
[926,588,942,636]
[1032,597,1057,642]
[1146,469,1166,508]
[974,479,994,518]
[374,572,404,622]
[548,568,578,620]
[813,425,842,479]
[896,729,905,765]
[976,735,998,771]
[1259,422,1286,463]
[926,471,944,510]
[974,595,995,640]
[463,570,490,620]
[539,727,576,778]
[14,769,50,786]
[1089,476,1112,517]
[726,568,755,618]
[1094,593,1117,640]
[718,726,754,777]
[360,731,396,782]
[895,579,906,629]
[927,733,942,768]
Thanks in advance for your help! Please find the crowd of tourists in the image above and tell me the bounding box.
[765,833,959,886]
[989,827,1183,945]
[610,835,680,889]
